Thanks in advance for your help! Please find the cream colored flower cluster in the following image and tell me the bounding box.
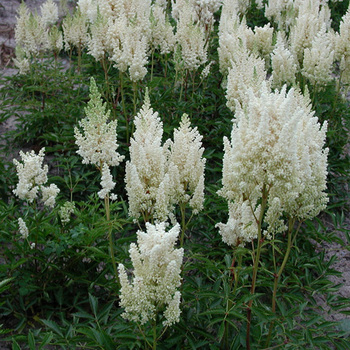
[166,114,206,215]
[14,0,61,73]
[74,78,124,168]
[217,84,328,246]
[219,0,344,93]
[335,8,350,90]
[74,78,124,200]
[125,92,206,222]
[13,148,60,208]
[118,222,183,326]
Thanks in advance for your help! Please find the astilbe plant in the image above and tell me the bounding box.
[74,77,124,276]
[217,83,328,349]
[118,222,183,348]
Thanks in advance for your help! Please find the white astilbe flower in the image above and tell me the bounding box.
[302,24,335,88]
[15,4,49,57]
[172,0,222,30]
[13,148,48,202]
[271,32,297,89]
[218,14,254,75]
[335,9,350,89]
[166,114,206,214]
[40,0,59,28]
[289,0,332,65]
[13,148,60,206]
[217,83,328,245]
[174,1,208,71]
[13,46,30,75]
[59,201,75,224]
[62,10,89,52]
[118,222,183,326]
[74,77,124,168]
[42,184,60,208]
[216,200,260,247]
[18,218,29,239]
[88,11,111,61]
[225,48,268,112]
[264,0,299,32]
[249,23,274,66]
[125,91,171,221]
[98,163,116,199]
[104,0,151,81]
[77,0,98,23]
[48,26,63,54]
[15,3,31,50]
[150,4,176,55]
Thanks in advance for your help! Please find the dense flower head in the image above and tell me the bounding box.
[150,4,176,55]
[98,163,116,199]
[13,148,48,202]
[62,10,89,51]
[40,0,59,28]
[217,83,328,245]
[166,114,206,214]
[18,218,29,239]
[74,77,124,168]
[13,148,60,207]
[125,90,171,221]
[225,48,268,112]
[77,0,98,23]
[59,202,76,224]
[271,32,297,89]
[218,14,254,75]
[87,12,110,61]
[118,222,183,326]
[335,9,350,87]
[289,0,332,65]
[15,4,49,57]
[174,0,208,71]
[302,24,335,88]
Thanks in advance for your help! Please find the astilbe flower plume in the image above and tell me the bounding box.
[271,32,297,89]
[13,148,60,207]
[302,24,335,89]
[125,91,171,222]
[40,0,59,28]
[118,222,184,326]
[75,77,124,198]
[166,114,206,214]
[74,77,124,168]
[335,8,350,89]
[217,83,328,246]
[174,0,208,71]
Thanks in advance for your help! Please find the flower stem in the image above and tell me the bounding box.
[246,185,268,350]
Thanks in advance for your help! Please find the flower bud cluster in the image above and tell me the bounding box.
[118,222,183,326]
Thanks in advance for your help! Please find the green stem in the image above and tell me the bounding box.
[152,320,157,350]
[151,49,154,82]
[119,71,129,143]
[180,203,186,247]
[246,185,268,350]
[265,218,301,347]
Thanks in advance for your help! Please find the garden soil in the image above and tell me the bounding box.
[0,0,349,348]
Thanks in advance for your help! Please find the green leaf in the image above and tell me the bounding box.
[41,319,63,338]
